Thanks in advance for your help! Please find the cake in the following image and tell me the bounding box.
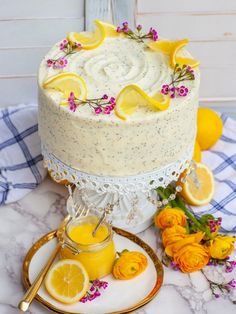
[38,21,200,178]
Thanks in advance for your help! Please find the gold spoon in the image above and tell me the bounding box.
[18,205,88,312]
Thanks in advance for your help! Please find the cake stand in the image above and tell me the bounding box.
[42,144,193,233]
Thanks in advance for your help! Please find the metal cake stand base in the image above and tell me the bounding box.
[42,144,193,233]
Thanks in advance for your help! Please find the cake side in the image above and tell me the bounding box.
[38,26,200,177]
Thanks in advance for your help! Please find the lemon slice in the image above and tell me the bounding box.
[96,20,121,37]
[175,56,200,68]
[148,39,199,68]
[170,39,200,68]
[148,39,188,55]
[45,259,89,304]
[179,162,214,206]
[43,73,87,99]
[67,20,105,50]
[115,85,170,120]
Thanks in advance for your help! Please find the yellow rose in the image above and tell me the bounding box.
[165,231,205,257]
[162,225,187,247]
[209,235,236,260]
[173,243,210,273]
[112,250,148,280]
[154,207,186,229]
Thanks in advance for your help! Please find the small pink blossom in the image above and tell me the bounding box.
[161,84,170,95]
[109,97,116,105]
[56,57,68,68]
[102,94,108,100]
[177,86,188,97]
[46,59,55,67]
[103,106,111,114]
[136,24,142,31]
[94,107,102,115]
[59,39,68,50]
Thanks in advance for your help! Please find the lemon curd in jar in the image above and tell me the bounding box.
[61,215,116,280]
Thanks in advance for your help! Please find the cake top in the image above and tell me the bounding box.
[38,20,200,122]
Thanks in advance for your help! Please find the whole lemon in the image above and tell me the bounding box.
[197,108,223,150]
[193,141,201,162]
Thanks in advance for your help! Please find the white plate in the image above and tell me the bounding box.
[22,228,163,314]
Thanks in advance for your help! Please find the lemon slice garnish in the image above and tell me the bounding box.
[43,73,87,99]
[67,20,105,50]
[115,85,170,120]
[45,259,89,304]
[179,162,214,206]
[148,39,199,68]
[174,56,200,68]
[96,20,121,37]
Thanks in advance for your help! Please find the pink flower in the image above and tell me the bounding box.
[103,106,111,114]
[94,107,102,115]
[59,39,68,50]
[170,87,176,98]
[68,92,75,105]
[136,24,142,31]
[177,86,188,97]
[69,103,77,112]
[56,57,68,68]
[122,22,128,27]
[116,26,121,33]
[46,59,55,67]
[149,28,158,41]
[102,94,108,100]
[161,84,170,95]
[74,41,82,48]
[109,97,116,105]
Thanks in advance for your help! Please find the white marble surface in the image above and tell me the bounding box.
[0,177,236,314]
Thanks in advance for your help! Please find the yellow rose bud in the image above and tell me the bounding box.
[209,235,236,260]
[112,250,148,280]
[154,207,186,229]
[173,243,210,273]
[165,231,205,257]
[162,225,187,247]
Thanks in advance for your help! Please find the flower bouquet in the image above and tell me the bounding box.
[154,185,236,301]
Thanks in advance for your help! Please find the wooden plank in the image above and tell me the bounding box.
[199,67,236,98]
[0,47,49,76]
[0,0,84,19]
[137,0,236,14]
[112,0,136,28]
[137,14,236,41]
[0,18,84,48]
[85,0,112,31]
[0,77,37,107]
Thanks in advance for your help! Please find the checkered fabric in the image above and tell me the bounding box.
[191,113,236,233]
[0,104,47,205]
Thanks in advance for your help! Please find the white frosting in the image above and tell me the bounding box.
[38,35,200,176]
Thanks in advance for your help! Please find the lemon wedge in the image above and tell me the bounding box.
[179,162,214,206]
[148,39,199,69]
[45,259,89,304]
[115,85,170,120]
[170,39,200,68]
[96,20,121,37]
[43,73,87,99]
[67,20,105,50]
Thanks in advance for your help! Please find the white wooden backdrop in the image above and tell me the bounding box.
[1,0,236,117]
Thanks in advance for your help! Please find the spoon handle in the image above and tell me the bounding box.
[92,211,106,237]
[18,243,61,312]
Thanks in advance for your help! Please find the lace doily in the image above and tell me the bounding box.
[42,144,193,194]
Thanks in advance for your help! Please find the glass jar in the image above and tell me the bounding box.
[60,215,116,280]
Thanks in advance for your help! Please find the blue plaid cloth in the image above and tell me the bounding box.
[0,104,46,205]
[191,113,236,233]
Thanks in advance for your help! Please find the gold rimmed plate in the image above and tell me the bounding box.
[22,227,163,314]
